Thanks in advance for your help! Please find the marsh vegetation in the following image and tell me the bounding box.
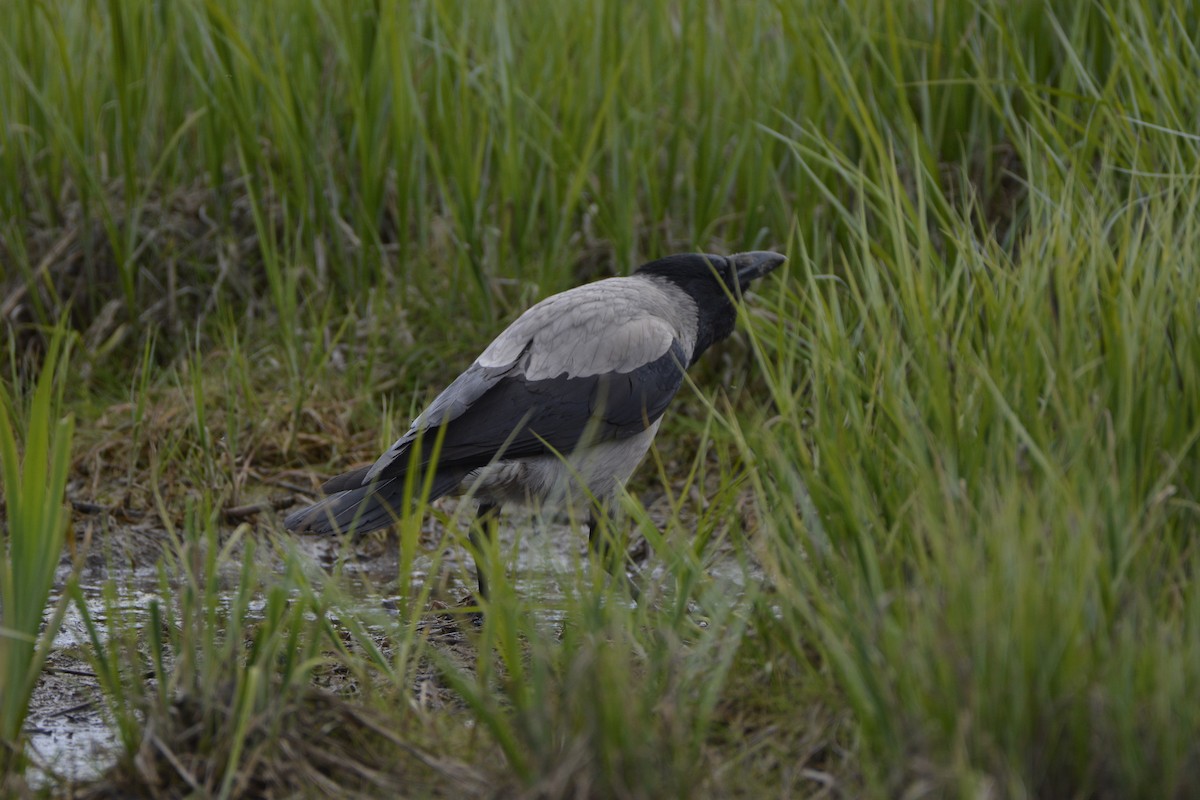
[2,1,1199,797]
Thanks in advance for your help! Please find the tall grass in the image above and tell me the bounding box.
[745,80,1200,792]
[1,0,805,340]
[0,332,74,779]
[2,0,1199,796]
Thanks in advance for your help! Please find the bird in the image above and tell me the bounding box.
[284,251,785,600]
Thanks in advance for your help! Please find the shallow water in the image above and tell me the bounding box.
[24,499,756,787]
[26,565,160,784]
[23,506,590,783]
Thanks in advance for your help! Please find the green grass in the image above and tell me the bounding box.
[0,331,74,780]
[2,0,1200,796]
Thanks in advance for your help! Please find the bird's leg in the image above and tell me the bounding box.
[470,502,500,603]
[587,508,612,564]
[588,506,639,599]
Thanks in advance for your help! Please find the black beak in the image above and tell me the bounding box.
[732,251,786,292]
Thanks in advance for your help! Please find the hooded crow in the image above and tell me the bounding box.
[285,251,785,598]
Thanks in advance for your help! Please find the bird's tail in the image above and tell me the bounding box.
[283,469,464,535]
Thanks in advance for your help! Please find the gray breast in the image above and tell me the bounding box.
[458,419,664,512]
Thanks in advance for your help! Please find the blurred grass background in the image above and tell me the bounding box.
[2,0,1199,796]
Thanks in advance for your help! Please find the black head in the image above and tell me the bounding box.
[636,251,785,363]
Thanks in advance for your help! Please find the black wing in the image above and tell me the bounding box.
[374,338,688,480]
[284,338,688,536]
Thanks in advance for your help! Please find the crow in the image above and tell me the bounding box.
[285,251,785,598]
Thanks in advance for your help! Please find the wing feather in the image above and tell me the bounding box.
[368,339,687,484]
